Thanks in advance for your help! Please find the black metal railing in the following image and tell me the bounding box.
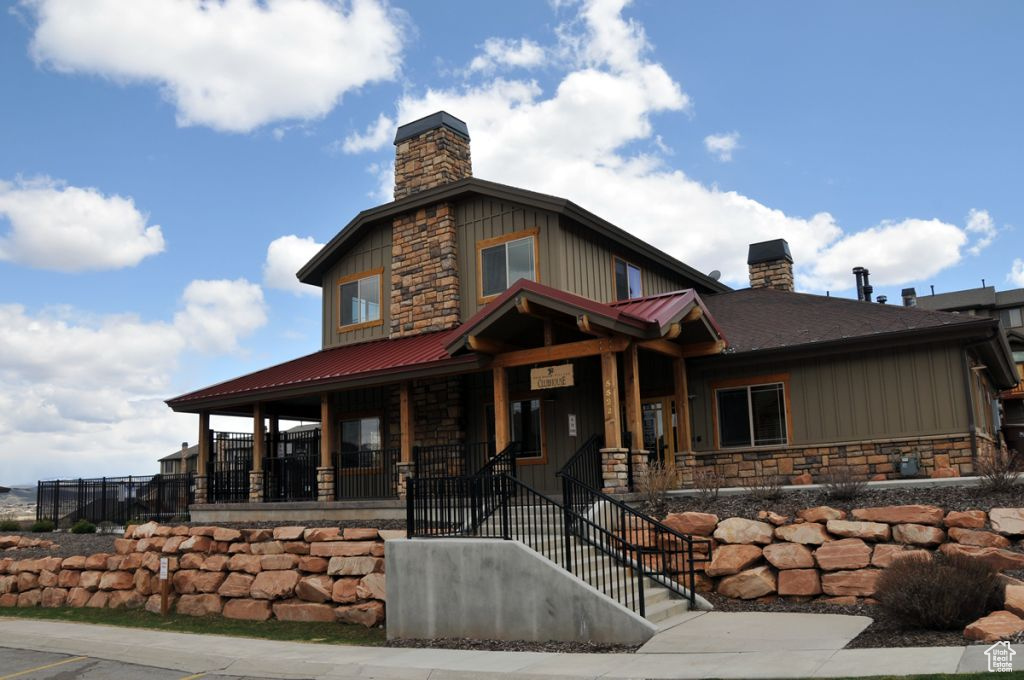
[335,447,400,499]
[207,431,253,503]
[559,434,604,501]
[477,441,521,477]
[413,441,495,479]
[37,473,194,527]
[263,450,318,502]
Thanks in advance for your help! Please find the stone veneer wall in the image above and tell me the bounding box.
[662,504,1024,604]
[389,204,460,338]
[748,259,794,291]
[677,434,995,488]
[0,521,399,626]
[393,126,471,201]
[387,376,464,449]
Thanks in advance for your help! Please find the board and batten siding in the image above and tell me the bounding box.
[321,224,392,349]
[687,342,969,451]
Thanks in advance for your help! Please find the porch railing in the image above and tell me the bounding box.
[413,441,494,478]
[263,450,318,502]
[37,473,194,527]
[335,447,400,499]
[207,431,253,503]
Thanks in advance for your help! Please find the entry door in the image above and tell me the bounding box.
[642,397,676,466]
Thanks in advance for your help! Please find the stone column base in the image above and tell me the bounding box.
[317,466,335,502]
[396,461,414,500]
[600,447,629,495]
[630,449,650,491]
[193,476,208,505]
[248,470,264,503]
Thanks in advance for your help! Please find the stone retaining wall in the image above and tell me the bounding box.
[0,522,400,626]
[664,504,1024,603]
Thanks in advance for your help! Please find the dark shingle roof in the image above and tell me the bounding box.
[703,288,992,354]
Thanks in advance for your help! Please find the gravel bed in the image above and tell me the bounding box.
[387,637,638,654]
[1,532,119,559]
[648,484,1024,521]
[182,519,406,530]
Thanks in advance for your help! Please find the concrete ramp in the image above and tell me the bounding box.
[386,538,658,645]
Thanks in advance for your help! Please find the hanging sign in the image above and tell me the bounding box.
[530,364,574,390]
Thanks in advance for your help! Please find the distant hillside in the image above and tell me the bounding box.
[0,487,36,520]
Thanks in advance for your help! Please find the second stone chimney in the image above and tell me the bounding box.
[393,112,472,200]
[747,239,794,292]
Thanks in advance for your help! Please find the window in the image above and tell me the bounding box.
[477,230,538,300]
[485,397,545,462]
[999,307,1024,329]
[338,416,382,469]
[714,380,788,448]
[338,269,382,330]
[613,256,643,300]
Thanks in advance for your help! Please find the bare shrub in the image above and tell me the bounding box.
[977,449,1021,493]
[637,460,677,511]
[692,466,723,505]
[743,472,784,501]
[821,465,868,500]
[875,551,999,630]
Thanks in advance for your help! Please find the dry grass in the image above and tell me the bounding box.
[821,465,868,500]
[977,449,1021,493]
[742,472,784,501]
[692,466,724,505]
[637,460,677,510]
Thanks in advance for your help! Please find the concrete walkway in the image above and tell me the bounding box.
[0,616,998,678]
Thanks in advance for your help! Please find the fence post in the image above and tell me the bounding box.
[156,474,164,522]
[101,477,107,524]
[561,476,573,572]
[52,482,59,527]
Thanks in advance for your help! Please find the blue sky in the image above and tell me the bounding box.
[0,0,1021,483]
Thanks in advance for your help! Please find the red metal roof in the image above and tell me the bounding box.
[167,330,476,406]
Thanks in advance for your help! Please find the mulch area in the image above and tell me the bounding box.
[646,484,1024,521]
[181,519,406,530]
[387,637,639,654]
[1,532,119,559]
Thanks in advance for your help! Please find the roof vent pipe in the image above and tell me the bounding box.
[877,295,887,304]
[901,287,917,307]
[862,268,873,302]
[853,267,866,301]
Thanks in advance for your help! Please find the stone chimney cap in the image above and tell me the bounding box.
[747,239,793,266]
[901,287,917,297]
[394,111,470,144]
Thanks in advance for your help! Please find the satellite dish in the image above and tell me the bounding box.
[708,270,722,281]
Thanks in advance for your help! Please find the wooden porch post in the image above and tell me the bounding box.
[252,403,265,473]
[197,412,210,477]
[320,394,333,469]
[623,343,643,451]
[674,358,692,455]
[400,381,413,463]
[493,366,510,451]
[601,351,622,450]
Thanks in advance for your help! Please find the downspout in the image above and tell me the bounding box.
[961,344,978,461]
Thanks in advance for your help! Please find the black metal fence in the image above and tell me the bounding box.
[207,432,253,503]
[37,473,194,527]
[413,441,495,479]
[336,447,400,499]
[263,428,320,502]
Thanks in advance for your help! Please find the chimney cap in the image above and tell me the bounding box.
[901,287,917,297]
[747,239,793,266]
[394,111,470,144]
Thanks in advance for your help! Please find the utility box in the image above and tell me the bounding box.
[899,455,920,477]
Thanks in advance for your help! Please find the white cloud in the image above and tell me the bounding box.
[374,0,992,293]
[1010,259,1024,287]
[263,235,324,296]
[23,0,405,133]
[469,38,546,73]
[336,113,395,154]
[0,278,267,483]
[0,177,164,272]
[965,208,996,256]
[704,131,740,162]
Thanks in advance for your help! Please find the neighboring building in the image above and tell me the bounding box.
[159,442,198,476]
[167,111,1018,508]
[914,285,1024,454]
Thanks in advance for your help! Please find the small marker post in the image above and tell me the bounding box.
[159,557,169,616]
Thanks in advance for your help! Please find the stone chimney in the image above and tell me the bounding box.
[389,112,467,338]
[393,112,472,200]
[747,239,794,292]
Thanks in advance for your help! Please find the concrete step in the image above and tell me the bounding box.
[642,597,691,624]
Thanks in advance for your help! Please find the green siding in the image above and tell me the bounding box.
[321,224,392,348]
[688,343,969,451]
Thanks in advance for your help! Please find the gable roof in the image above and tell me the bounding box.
[295,177,729,294]
[159,445,197,463]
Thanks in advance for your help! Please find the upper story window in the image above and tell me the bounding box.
[477,229,538,301]
[999,307,1024,328]
[338,268,383,331]
[613,256,643,300]
[714,376,790,448]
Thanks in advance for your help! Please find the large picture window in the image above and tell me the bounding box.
[338,269,382,330]
[338,416,382,469]
[613,256,643,301]
[478,230,538,300]
[715,380,788,448]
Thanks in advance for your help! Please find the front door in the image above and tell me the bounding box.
[642,397,676,466]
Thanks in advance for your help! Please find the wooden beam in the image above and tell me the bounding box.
[601,351,622,450]
[674,358,692,457]
[399,381,413,464]
[543,319,554,346]
[467,335,517,355]
[493,367,510,451]
[683,307,703,323]
[623,343,643,451]
[638,338,726,359]
[664,323,682,340]
[320,394,333,469]
[252,403,265,473]
[576,314,608,336]
[638,338,684,358]
[197,412,210,477]
[492,336,629,368]
[515,296,532,316]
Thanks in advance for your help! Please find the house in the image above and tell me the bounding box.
[913,285,1024,455]
[159,442,198,476]
[166,111,1018,516]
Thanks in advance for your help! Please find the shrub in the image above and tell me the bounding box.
[0,518,20,531]
[71,519,97,534]
[637,460,677,511]
[977,449,1020,493]
[743,472,784,501]
[821,465,868,500]
[875,551,998,630]
[30,519,55,533]
[692,466,723,505]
